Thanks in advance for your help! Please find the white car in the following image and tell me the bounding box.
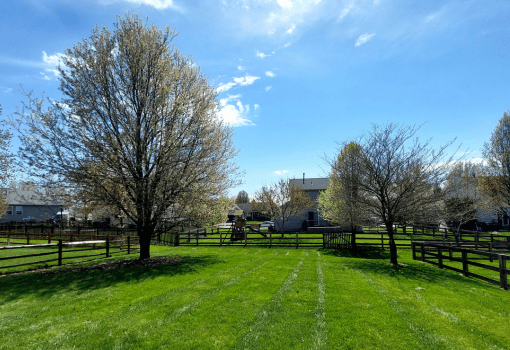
[260,221,274,228]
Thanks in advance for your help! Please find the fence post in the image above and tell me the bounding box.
[196,232,199,246]
[438,246,443,268]
[420,243,425,262]
[106,236,110,258]
[412,242,416,260]
[462,250,469,277]
[489,242,493,263]
[499,255,507,290]
[58,240,63,266]
[244,230,248,248]
[7,232,10,245]
[296,232,299,249]
[27,232,30,245]
[322,233,326,249]
[220,229,223,246]
[270,231,272,248]
[381,232,384,250]
[475,231,479,249]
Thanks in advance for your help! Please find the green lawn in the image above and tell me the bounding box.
[1,246,509,349]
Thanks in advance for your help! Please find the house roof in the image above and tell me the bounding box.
[289,178,329,191]
[0,189,66,206]
[228,204,244,216]
[236,203,252,212]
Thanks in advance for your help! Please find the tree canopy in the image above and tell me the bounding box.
[253,178,314,233]
[329,123,456,265]
[235,190,250,204]
[13,15,240,259]
[481,111,510,210]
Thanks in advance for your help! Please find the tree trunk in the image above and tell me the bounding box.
[350,225,357,255]
[386,223,398,265]
[138,226,154,260]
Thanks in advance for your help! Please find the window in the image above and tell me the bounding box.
[15,206,23,215]
[6,206,12,215]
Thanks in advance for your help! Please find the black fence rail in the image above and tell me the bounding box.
[323,232,352,249]
[0,236,141,273]
[412,241,509,290]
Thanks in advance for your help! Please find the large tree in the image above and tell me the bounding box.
[0,105,13,215]
[253,178,314,233]
[481,111,510,212]
[332,123,456,265]
[319,142,367,253]
[443,161,489,236]
[235,190,250,204]
[13,15,240,259]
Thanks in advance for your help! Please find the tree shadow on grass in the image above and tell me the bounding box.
[0,254,223,303]
[319,247,497,290]
[319,247,391,260]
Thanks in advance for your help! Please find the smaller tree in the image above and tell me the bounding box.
[235,190,250,204]
[320,142,367,252]
[481,111,510,211]
[443,162,489,237]
[253,178,314,233]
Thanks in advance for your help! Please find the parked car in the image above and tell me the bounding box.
[260,221,274,228]
[22,217,36,224]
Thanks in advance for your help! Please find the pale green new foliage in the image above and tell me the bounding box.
[317,177,344,225]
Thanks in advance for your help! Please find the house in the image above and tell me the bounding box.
[274,177,331,231]
[445,173,509,230]
[0,188,66,223]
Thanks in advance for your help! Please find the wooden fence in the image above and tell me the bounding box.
[0,235,140,273]
[412,241,509,290]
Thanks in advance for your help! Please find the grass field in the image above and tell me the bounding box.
[1,245,509,349]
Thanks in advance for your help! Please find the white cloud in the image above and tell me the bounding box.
[275,170,289,175]
[124,0,178,10]
[1,87,12,94]
[277,0,293,9]
[217,75,260,93]
[425,13,439,23]
[355,33,376,47]
[40,51,65,80]
[237,65,245,70]
[217,95,255,127]
[219,94,242,107]
[217,82,236,93]
[284,42,291,47]
[42,51,63,66]
[233,75,260,86]
[265,71,275,77]
[338,3,354,21]
[254,104,260,110]
[265,86,272,92]
[256,50,271,58]
[286,24,296,34]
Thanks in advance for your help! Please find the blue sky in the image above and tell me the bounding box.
[1,0,509,197]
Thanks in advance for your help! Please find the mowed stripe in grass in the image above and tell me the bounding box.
[1,247,510,349]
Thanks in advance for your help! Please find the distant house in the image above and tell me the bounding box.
[0,188,66,223]
[446,174,509,229]
[274,177,331,231]
[227,204,244,222]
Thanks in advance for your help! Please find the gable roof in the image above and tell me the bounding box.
[0,189,66,206]
[289,178,329,191]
